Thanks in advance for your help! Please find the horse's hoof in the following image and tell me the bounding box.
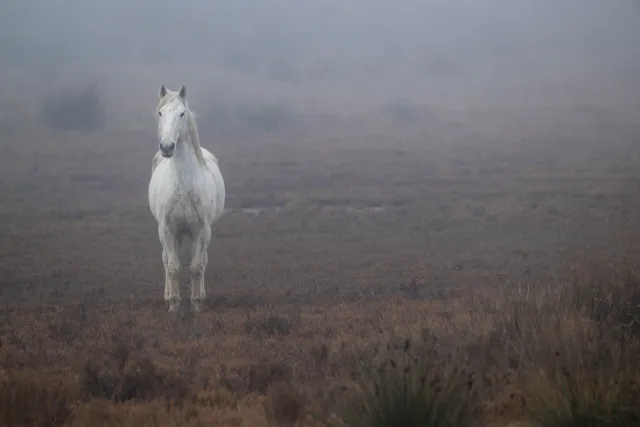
[168,301,180,312]
[191,300,204,313]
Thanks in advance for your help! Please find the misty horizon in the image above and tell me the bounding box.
[1,1,639,113]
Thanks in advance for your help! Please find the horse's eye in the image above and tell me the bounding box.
[179,112,185,118]
[158,111,162,116]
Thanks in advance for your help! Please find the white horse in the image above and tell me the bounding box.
[148,84,225,312]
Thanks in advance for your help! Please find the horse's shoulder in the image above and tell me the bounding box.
[151,151,164,174]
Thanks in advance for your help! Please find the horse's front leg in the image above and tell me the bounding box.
[189,225,211,312]
[159,224,181,312]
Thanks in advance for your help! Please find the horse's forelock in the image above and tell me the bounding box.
[156,93,181,111]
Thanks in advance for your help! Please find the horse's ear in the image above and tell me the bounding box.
[178,85,186,100]
[159,84,167,98]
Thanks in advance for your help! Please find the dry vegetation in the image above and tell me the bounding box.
[0,85,639,427]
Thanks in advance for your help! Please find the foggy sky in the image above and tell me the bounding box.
[2,0,639,78]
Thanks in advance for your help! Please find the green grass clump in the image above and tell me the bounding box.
[331,337,481,427]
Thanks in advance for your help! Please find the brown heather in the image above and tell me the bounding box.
[0,91,639,427]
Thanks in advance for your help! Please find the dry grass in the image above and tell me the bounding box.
[0,97,639,426]
[484,265,640,427]
[328,337,483,427]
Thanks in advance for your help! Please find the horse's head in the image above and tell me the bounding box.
[156,84,189,158]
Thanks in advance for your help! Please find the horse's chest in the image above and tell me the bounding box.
[164,190,205,233]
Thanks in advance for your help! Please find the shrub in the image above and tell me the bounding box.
[330,337,481,427]
[244,313,296,338]
[79,339,189,404]
[523,336,640,427]
[40,82,106,131]
[492,260,640,426]
[220,360,292,396]
[490,261,640,370]
[263,381,305,427]
[0,373,71,427]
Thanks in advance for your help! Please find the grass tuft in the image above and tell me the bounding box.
[330,337,481,427]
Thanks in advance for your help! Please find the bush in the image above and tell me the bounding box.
[220,360,292,396]
[40,82,106,131]
[0,373,71,427]
[244,313,296,338]
[330,337,481,427]
[489,262,640,370]
[79,339,189,404]
[523,335,640,427]
[490,261,640,426]
[263,381,305,427]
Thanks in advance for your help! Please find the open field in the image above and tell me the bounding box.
[1,98,640,426]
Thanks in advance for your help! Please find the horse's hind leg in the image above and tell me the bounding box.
[189,225,211,312]
[160,225,181,312]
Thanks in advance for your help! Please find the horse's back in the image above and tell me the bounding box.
[201,147,219,165]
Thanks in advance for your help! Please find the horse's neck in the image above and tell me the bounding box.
[171,137,201,187]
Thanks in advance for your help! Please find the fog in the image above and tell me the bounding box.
[1,0,640,127]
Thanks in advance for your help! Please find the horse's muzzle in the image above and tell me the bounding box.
[159,140,175,158]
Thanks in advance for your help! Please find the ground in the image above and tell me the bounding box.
[0,102,639,426]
